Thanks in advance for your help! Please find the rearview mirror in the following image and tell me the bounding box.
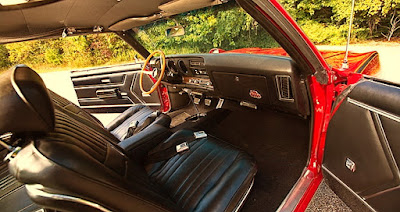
[166,25,185,37]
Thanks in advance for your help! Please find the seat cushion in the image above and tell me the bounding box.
[146,129,257,212]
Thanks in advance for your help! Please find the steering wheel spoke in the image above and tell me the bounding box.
[140,50,166,96]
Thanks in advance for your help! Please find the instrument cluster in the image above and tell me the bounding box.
[153,56,213,90]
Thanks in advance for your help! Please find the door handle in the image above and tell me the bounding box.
[96,88,121,99]
[101,78,111,83]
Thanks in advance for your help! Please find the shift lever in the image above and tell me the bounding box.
[179,88,205,121]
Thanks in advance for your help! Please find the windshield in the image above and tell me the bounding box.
[135,1,281,55]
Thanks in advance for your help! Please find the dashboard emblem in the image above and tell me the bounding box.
[249,90,262,99]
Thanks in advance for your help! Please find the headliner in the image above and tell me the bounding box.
[0,0,221,44]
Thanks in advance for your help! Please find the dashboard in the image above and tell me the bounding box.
[150,53,310,117]
[152,56,214,91]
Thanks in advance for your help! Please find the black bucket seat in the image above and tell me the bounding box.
[1,65,257,212]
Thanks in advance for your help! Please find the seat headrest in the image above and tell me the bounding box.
[0,65,55,135]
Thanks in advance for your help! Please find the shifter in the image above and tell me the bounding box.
[179,88,206,121]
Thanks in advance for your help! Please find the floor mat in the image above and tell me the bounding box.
[170,112,191,128]
[191,108,310,211]
[306,179,352,211]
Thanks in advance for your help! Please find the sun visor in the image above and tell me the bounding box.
[109,0,223,31]
[0,65,55,135]
[159,0,221,15]
[109,14,163,31]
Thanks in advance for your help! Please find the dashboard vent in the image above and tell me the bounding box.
[276,75,294,102]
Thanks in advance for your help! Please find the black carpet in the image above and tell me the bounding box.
[177,107,310,211]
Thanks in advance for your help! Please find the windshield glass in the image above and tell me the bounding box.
[135,1,281,54]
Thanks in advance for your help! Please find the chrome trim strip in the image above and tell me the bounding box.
[26,185,111,212]
[73,73,129,89]
[373,113,400,179]
[348,98,400,123]
[322,166,377,212]
[364,184,400,200]
[71,63,142,77]
[234,178,254,212]
[276,168,313,212]
[81,103,161,109]
[78,97,132,102]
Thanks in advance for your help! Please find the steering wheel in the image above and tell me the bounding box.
[140,50,166,95]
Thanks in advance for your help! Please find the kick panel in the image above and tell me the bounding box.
[323,80,400,212]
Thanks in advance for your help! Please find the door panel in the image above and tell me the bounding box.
[323,80,400,211]
[70,64,161,113]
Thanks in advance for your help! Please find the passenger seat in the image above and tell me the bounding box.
[49,90,170,141]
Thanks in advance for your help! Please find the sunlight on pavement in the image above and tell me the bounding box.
[40,71,79,105]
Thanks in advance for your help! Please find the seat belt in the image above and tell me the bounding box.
[124,111,160,139]
[146,131,207,164]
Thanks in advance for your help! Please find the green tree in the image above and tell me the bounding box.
[136,2,279,54]
[279,0,400,43]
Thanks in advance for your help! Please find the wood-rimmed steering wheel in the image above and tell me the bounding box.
[140,50,166,95]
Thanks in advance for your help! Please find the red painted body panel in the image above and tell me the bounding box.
[224,47,380,76]
[147,70,171,113]
[248,1,373,211]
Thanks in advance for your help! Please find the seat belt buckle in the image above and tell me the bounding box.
[176,142,189,153]
[194,131,207,139]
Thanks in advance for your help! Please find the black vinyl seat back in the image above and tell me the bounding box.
[0,66,177,211]
[49,90,104,128]
[323,80,400,211]
[0,65,54,136]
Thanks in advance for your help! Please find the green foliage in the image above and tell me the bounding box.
[299,20,347,44]
[136,3,279,54]
[3,33,139,72]
[280,0,400,40]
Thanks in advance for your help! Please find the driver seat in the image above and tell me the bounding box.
[2,65,257,211]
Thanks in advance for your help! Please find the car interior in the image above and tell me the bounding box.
[1,0,400,211]
[1,42,400,212]
[0,50,312,211]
